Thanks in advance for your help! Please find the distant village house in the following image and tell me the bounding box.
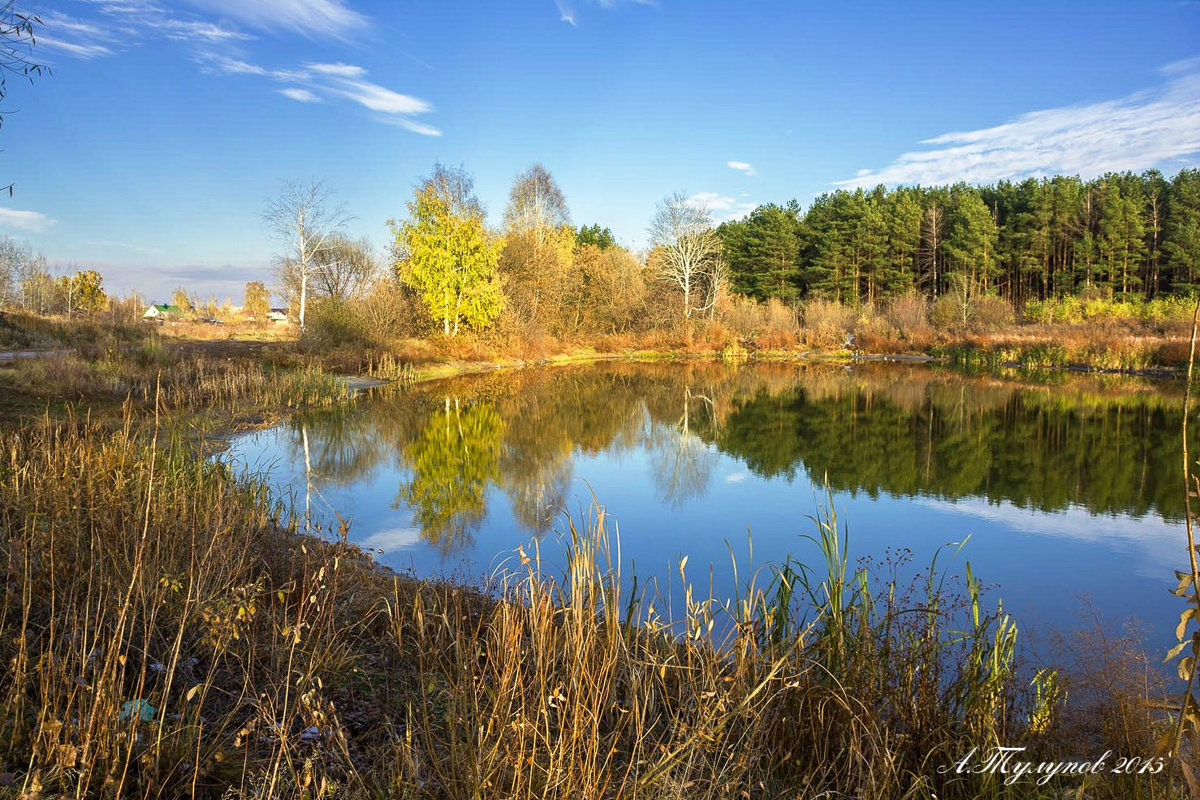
[142,304,182,322]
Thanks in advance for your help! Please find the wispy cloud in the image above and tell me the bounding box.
[202,56,439,135]
[307,61,431,115]
[279,87,321,103]
[0,209,55,232]
[84,239,164,255]
[726,160,756,176]
[51,3,251,54]
[37,35,113,59]
[838,62,1200,189]
[45,3,437,133]
[687,192,755,222]
[553,0,652,26]
[185,0,368,40]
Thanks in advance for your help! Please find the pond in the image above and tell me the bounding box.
[223,360,1192,653]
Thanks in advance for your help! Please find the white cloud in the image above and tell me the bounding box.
[198,54,266,76]
[199,56,437,133]
[726,160,756,176]
[0,209,55,233]
[307,61,366,78]
[327,79,431,115]
[280,87,321,103]
[553,0,653,25]
[687,192,756,221]
[40,5,249,61]
[153,19,249,43]
[376,115,442,137]
[37,35,113,59]
[185,0,368,39]
[1162,55,1200,76]
[837,64,1200,189]
[914,496,1184,579]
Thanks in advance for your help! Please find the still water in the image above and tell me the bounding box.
[223,360,1191,650]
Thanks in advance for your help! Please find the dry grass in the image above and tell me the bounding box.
[2,410,1158,798]
[0,410,1080,796]
[0,314,1188,797]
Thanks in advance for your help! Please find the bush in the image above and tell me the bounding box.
[802,298,856,346]
[720,295,767,339]
[930,291,969,329]
[931,292,1012,331]
[303,298,372,349]
[969,294,1014,330]
[884,291,928,336]
[764,297,799,335]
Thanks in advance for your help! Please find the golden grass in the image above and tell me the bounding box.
[0,405,1180,798]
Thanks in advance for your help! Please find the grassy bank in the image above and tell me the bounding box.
[0,312,1191,798]
[2,411,1180,799]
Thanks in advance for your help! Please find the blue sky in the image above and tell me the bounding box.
[1,0,1198,302]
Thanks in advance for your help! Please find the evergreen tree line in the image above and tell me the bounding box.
[718,169,1200,306]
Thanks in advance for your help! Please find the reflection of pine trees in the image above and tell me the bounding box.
[714,368,1194,520]
[283,362,1194,553]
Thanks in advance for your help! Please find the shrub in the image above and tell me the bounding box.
[718,294,766,339]
[884,291,928,335]
[802,299,856,346]
[969,294,1014,330]
[930,291,969,329]
[303,298,372,349]
[931,292,1012,331]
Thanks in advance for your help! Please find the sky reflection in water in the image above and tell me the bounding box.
[223,361,1190,650]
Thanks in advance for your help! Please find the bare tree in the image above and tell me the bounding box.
[263,181,350,332]
[648,193,725,319]
[503,164,571,239]
[919,203,944,299]
[311,234,377,301]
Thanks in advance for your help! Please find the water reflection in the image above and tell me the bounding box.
[265,362,1192,555]
[227,361,1191,645]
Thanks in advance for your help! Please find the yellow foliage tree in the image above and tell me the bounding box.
[391,180,503,337]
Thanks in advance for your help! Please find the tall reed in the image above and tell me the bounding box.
[0,409,1132,798]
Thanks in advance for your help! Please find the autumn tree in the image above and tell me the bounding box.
[573,244,647,333]
[59,269,105,315]
[0,236,41,308]
[503,163,571,235]
[263,181,349,333]
[649,193,726,319]
[243,280,270,320]
[171,287,193,313]
[497,165,579,333]
[390,165,503,336]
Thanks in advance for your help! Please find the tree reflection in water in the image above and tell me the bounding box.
[278,361,1195,553]
[395,397,504,553]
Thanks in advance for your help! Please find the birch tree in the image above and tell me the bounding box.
[649,193,725,319]
[391,166,503,336]
[503,163,571,241]
[263,181,349,333]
